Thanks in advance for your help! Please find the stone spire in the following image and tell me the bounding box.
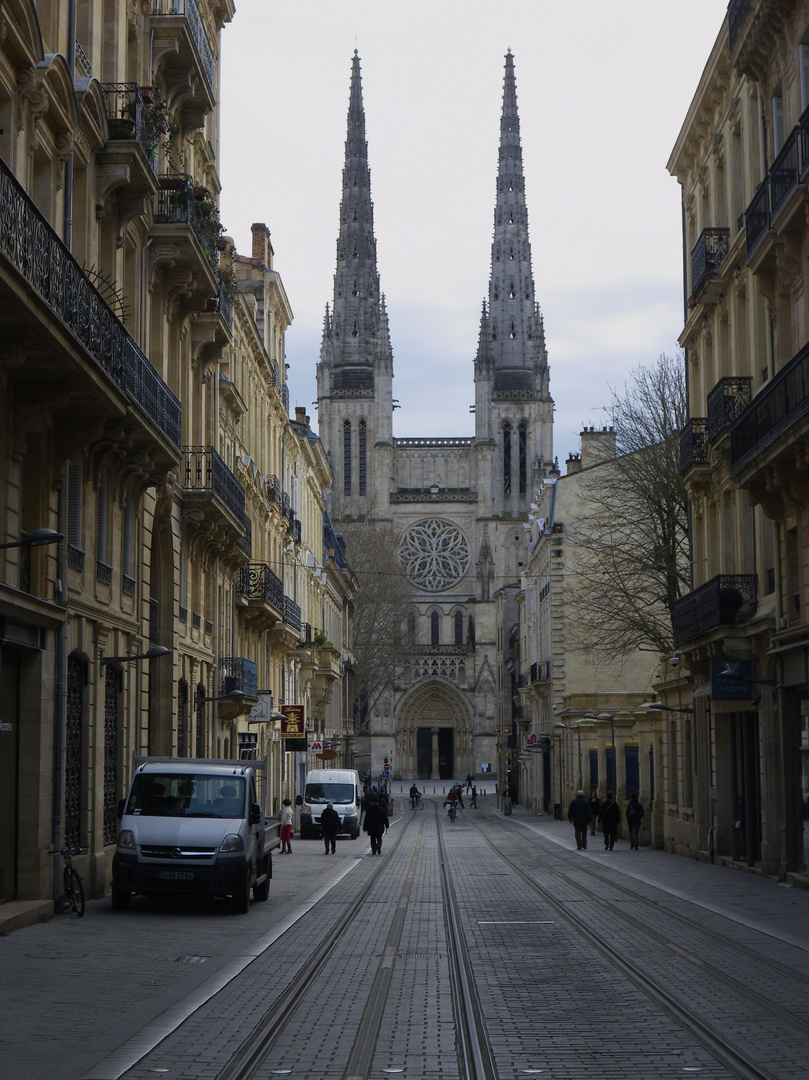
[474,50,548,398]
[319,50,393,396]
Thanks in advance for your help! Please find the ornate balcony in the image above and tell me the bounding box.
[680,418,709,472]
[0,157,181,457]
[100,84,158,178]
[284,596,302,633]
[182,446,247,555]
[529,660,551,683]
[218,657,257,718]
[236,563,284,627]
[153,176,220,282]
[707,377,752,439]
[673,574,757,646]
[691,228,729,300]
[745,108,809,264]
[151,0,216,119]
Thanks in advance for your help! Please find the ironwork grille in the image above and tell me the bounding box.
[195,686,206,757]
[65,656,85,851]
[707,377,752,438]
[178,680,188,756]
[103,667,119,845]
[151,0,215,95]
[691,228,729,294]
[680,418,708,472]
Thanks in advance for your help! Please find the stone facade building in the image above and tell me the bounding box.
[316,51,556,784]
[667,0,809,881]
[0,1,354,923]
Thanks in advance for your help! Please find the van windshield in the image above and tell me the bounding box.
[126,774,246,818]
[304,782,354,805]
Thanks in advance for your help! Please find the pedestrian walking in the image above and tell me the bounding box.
[466,772,473,793]
[567,789,593,850]
[362,793,389,854]
[470,785,478,808]
[453,783,465,809]
[320,801,341,854]
[280,797,293,854]
[587,790,601,836]
[626,793,644,850]
[598,791,620,850]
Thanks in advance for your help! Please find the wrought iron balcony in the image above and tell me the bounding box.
[100,84,158,172]
[183,445,246,523]
[219,656,258,698]
[691,227,729,298]
[154,177,219,277]
[745,108,809,260]
[673,574,757,645]
[151,0,215,100]
[707,377,752,439]
[236,513,251,557]
[680,418,709,472]
[529,660,551,683]
[770,126,800,218]
[237,563,284,613]
[0,157,181,451]
[745,182,770,259]
[284,596,302,633]
[731,338,809,473]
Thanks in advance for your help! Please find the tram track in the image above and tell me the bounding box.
[466,809,807,1080]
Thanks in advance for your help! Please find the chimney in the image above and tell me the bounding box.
[295,406,307,426]
[566,452,582,475]
[251,223,273,267]
[580,426,616,469]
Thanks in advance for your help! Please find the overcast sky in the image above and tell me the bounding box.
[219,1,727,466]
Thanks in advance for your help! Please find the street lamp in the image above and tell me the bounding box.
[643,701,693,715]
[0,528,64,550]
[100,644,171,667]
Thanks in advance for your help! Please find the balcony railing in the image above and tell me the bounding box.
[215,274,233,329]
[237,563,283,611]
[707,377,752,439]
[100,84,158,172]
[745,105,809,259]
[0,157,181,450]
[691,227,729,296]
[673,574,757,645]
[414,644,467,656]
[529,660,551,683]
[219,656,258,698]
[183,446,246,520]
[771,126,800,217]
[154,177,219,276]
[731,338,809,472]
[284,596,302,632]
[236,513,251,557]
[151,0,215,97]
[680,418,709,472]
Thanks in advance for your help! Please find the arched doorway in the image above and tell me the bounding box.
[395,679,473,781]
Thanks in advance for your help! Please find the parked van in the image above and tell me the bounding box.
[299,769,361,839]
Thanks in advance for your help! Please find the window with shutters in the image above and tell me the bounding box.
[121,484,134,593]
[96,465,111,582]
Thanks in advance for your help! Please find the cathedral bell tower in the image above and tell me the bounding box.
[317,51,393,519]
[474,51,554,515]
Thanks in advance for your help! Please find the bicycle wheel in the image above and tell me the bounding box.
[417,798,424,811]
[64,865,85,917]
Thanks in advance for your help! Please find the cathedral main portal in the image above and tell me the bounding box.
[395,680,472,782]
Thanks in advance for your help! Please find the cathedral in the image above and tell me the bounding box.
[316,50,556,782]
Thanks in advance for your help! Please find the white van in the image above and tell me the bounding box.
[299,769,361,839]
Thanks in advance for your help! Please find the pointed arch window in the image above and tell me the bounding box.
[519,421,527,495]
[431,610,440,646]
[509,281,515,299]
[343,420,352,496]
[359,420,367,496]
[351,320,359,336]
[454,610,464,646]
[352,279,359,296]
[503,422,512,494]
[509,321,517,339]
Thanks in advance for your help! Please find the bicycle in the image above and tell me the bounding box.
[410,795,424,811]
[51,846,87,917]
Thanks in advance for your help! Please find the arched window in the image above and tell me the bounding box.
[519,421,527,495]
[503,422,512,494]
[454,610,464,646]
[431,610,440,646]
[343,420,351,496]
[359,420,367,496]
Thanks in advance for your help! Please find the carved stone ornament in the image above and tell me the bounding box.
[400,518,470,591]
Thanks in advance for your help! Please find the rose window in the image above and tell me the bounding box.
[400,519,470,591]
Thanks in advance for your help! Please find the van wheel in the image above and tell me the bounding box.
[233,871,251,914]
[253,856,270,902]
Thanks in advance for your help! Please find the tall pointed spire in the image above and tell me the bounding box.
[475,50,548,398]
[320,50,393,393]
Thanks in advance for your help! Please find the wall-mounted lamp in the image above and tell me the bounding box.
[644,701,693,715]
[0,528,64,550]
[100,644,171,667]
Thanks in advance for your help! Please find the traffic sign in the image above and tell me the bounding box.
[310,741,322,752]
[382,769,391,779]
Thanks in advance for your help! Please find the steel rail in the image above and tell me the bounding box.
[216,810,419,1080]
[468,812,785,1080]
[436,802,499,1080]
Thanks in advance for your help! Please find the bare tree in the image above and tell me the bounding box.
[568,353,690,661]
[338,517,413,731]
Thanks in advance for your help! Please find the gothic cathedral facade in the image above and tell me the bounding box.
[316,51,556,782]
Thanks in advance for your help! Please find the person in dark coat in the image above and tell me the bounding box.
[587,791,601,836]
[320,801,341,854]
[598,791,620,850]
[567,789,593,850]
[362,794,389,854]
[626,793,644,850]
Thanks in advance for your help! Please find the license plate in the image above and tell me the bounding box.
[158,870,194,881]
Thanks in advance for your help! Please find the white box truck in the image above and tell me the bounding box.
[298,768,362,839]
